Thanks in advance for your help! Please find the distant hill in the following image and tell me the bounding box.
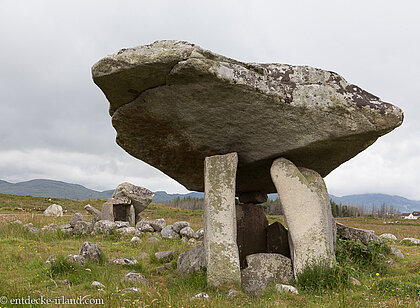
[1,179,419,212]
[0,179,113,200]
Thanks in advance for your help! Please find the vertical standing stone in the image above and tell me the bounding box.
[128,204,136,226]
[236,203,268,268]
[270,157,335,277]
[204,152,241,287]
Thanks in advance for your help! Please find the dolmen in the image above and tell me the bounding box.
[92,40,403,290]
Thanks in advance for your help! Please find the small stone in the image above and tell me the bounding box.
[79,242,101,263]
[28,226,40,234]
[349,277,361,285]
[41,225,57,233]
[161,225,178,239]
[44,255,57,265]
[72,221,93,235]
[155,250,178,262]
[227,289,239,298]
[179,226,195,239]
[131,236,142,243]
[93,220,116,234]
[66,254,86,266]
[390,246,404,258]
[191,292,209,300]
[108,257,138,265]
[379,233,397,241]
[188,238,196,244]
[23,223,33,228]
[121,271,148,285]
[173,221,190,233]
[115,221,130,228]
[43,204,63,217]
[137,221,154,232]
[276,284,298,295]
[147,236,159,243]
[70,213,84,227]
[92,281,105,288]
[177,242,206,274]
[386,259,395,266]
[116,226,137,235]
[149,218,166,231]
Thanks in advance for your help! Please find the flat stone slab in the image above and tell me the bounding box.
[92,40,403,193]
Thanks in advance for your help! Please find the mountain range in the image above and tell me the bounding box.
[0,179,419,212]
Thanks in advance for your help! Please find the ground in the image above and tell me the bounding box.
[0,194,418,307]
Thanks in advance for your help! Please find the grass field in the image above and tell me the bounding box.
[0,194,418,307]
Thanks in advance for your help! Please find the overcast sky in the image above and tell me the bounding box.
[0,1,419,199]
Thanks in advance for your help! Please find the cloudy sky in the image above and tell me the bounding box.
[0,1,419,199]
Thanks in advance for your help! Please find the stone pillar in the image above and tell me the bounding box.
[204,152,241,287]
[270,157,335,277]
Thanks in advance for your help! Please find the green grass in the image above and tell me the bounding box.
[0,195,419,307]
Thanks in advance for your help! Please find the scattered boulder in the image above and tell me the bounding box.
[121,271,148,285]
[43,204,63,217]
[150,218,166,231]
[109,257,138,265]
[84,204,102,219]
[115,221,130,228]
[41,225,57,233]
[28,226,40,234]
[59,224,73,233]
[379,233,397,241]
[66,254,86,266]
[93,220,116,234]
[194,229,204,240]
[276,284,298,295]
[179,226,195,239]
[390,246,404,258]
[70,213,84,227]
[79,242,101,263]
[266,222,290,258]
[400,238,420,245]
[155,250,178,262]
[336,222,379,245]
[116,227,136,235]
[227,289,239,298]
[137,221,154,232]
[23,223,33,228]
[120,287,141,294]
[241,253,293,297]
[72,221,93,235]
[130,236,142,243]
[161,225,178,239]
[173,221,190,233]
[177,242,206,274]
[349,277,362,286]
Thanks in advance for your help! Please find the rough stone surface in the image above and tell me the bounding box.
[72,221,93,235]
[236,203,268,268]
[121,271,148,285]
[241,253,293,297]
[390,246,404,258]
[131,236,142,243]
[336,222,379,245]
[271,158,336,276]
[79,242,101,263]
[266,222,290,258]
[59,224,73,233]
[112,182,154,222]
[109,257,138,265]
[66,254,86,266]
[194,229,204,240]
[161,225,178,239]
[276,284,299,294]
[70,213,84,227]
[45,255,57,265]
[93,220,117,234]
[180,226,195,239]
[150,218,166,231]
[84,204,102,219]
[28,226,40,234]
[177,242,206,274]
[137,221,154,232]
[92,281,105,288]
[155,250,178,262]
[204,152,241,287]
[350,277,362,286]
[173,221,190,233]
[43,204,63,217]
[191,292,209,300]
[238,192,268,204]
[400,238,420,245]
[379,233,397,241]
[92,40,403,194]
[116,227,137,235]
[115,221,130,228]
[120,287,141,293]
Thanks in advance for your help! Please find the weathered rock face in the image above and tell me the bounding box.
[177,242,206,274]
[266,222,290,258]
[92,40,403,194]
[241,253,293,297]
[336,222,378,245]
[271,158,336,277]
[112,182,154,217]
[43,204,63,217]
[236,203,268,268]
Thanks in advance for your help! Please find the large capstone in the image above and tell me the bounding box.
[92,40,403,194]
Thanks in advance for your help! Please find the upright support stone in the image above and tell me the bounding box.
[270,158,335,277]
[204,152,241,287]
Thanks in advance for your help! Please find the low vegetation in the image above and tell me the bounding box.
[0,194,418,307]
